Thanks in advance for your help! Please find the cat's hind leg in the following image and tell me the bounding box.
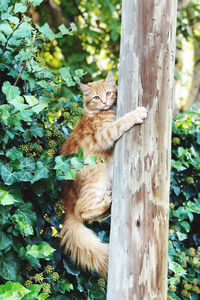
[74,182,112,222]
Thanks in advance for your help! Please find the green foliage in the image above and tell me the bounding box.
[0,0,106,299]
[168,109,200,299]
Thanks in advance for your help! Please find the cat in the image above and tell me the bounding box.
[60,71,147,276]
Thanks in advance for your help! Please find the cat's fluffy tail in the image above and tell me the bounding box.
[60,214,108,276]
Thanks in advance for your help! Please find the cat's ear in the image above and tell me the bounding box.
[104,71,114,85]
[79,83,91,94]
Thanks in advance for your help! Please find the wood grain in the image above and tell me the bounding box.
[107,1,177,299]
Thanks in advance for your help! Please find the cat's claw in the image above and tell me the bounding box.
[134,107,147,124]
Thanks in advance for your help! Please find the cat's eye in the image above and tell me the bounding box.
[106,91,112,97]
[94,96,100,100]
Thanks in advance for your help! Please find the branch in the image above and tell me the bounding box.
[10,102,40,116]
[13,31,36,86]
[0,2,32,59]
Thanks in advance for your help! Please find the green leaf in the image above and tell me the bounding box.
[0,104,10,119]
[0,281,29,300]
[14,3,27,13]
[177,146,188,158]
[0,252,20,281]
[181,221,190,233]
[16,170,33,182]
[12,214,34,236]
[54,155,70,172]
[0,232,12,250]
[168,256,186,276]
[38,23,56,41]
[71,157,84,169]
[0,165,18,185]
[25,243,55,262]
[0,189,17,206]
[59,67,76,87]
[0,21,13,35]
[24,95,39,106]
[9,96,28,110]
[85,154,97,168]
[30,125,44,137]
[32,0,43,5]
[2,81,21,101]
[25,284,43,300]
[0,32,6,44]
[70,22,77,31]
[31,162,49,183]
[58,24,70,35]
[0,0,10,11]
[176,231,187,241]
[56,168,77,180]
[15,202,36,227]
[19,158,35,171]
[14,22,32,39]
[6,146,23,160]
[75,69,84,77]
[31,100,47,113]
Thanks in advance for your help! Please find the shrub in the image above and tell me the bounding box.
[0,0,106,299]
[168,108,200,300]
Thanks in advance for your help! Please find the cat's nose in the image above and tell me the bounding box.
[102,100,107,104]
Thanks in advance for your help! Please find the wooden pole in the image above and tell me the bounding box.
[107,1,177,300]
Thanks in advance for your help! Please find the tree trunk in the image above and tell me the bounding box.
[107,1,177,300]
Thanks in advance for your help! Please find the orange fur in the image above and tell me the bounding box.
[60,71,147,276]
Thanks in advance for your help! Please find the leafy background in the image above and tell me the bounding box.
[0,0,200,299]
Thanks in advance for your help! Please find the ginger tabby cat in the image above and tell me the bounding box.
[60,71,147,276]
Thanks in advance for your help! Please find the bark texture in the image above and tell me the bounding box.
[107,1,177,300]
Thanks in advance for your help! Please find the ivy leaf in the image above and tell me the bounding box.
[12,214,34,237]
[0,189,17,206]
[54,155,70,172]
[85,154,97,168]
[0,32,6,44]
[56,168,77,180]
[30,125,44,137]
[0,165,18,185]
[9,96,28,110]
[24,95,38,106]
[59,67,76,87]
[16,170,33,182]
[75,69,84,77]
[0,104,10,119]
[19,158,35,171]
[31,162,49,183]
[25,284,43,300]
[0,0,10,11]
[31,100,47,113]
[181,221,190,233]
[0,232,12,250]
[71,157,84,169]
[70,22,77,32]
[0,21,13,35]
[38,23,56,41]
[15,202,36,227]
[6,146,23,161]
[14,3,27,13]
[14,22,32,39]
[0,281,29,299]
[31,0,43,5]
[58,24,71,35]
[168,256,186,276]
[2,81,21,101]
[0,251,20,281]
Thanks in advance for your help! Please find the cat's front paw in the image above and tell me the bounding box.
[134,107,147,124]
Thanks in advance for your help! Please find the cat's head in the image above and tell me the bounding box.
[79,71,117,113]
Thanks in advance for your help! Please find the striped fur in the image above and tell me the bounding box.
[60,71,147,276]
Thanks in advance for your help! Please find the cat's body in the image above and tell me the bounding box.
[60,72,147,276]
